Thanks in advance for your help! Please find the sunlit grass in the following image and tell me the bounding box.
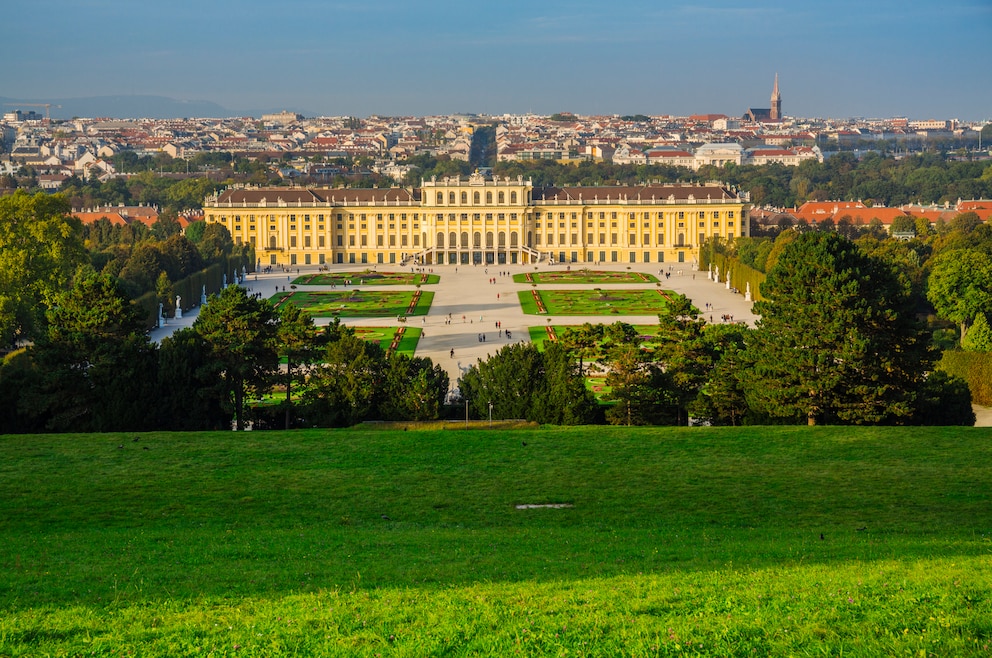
[293,271,440,286]
[2,426,991,655]
[270,290,434,317]
[519,289,673,315]
[512,269,659,284]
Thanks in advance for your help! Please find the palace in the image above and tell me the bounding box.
[203,173,750,267]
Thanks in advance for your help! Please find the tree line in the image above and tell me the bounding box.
[461,232,975,427]
[0,191,246,347]
[719,207,992,348]
[0,230,976,433]
[6,144,989,213]
[0,280,450,434]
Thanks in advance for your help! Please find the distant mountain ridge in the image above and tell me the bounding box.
[0,95,310,120]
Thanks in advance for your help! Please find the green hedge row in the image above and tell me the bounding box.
[699,241,767,303]
[133,253,253,330]
[937,350,992,406]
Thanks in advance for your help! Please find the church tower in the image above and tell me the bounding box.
[770,73,782,120]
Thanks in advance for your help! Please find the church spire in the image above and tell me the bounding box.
[770,73,782,120]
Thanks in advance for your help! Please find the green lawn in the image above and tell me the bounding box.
[271,290,434,317]
[513,269,659,284]
[293,271,439,286]
[351,325,422,356]
[529,324,661,349]
[2,427,991,655]
[519,288,674,315]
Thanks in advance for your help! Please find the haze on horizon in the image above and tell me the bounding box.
[5,0,991,121]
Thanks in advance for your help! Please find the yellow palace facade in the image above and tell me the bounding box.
[203,173,750,267]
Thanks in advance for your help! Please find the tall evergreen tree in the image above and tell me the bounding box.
[744,232,938,425]
[24,271,157,432]
[275,303,319,429]
[194,286,278,430]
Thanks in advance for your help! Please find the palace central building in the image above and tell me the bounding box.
[204,173,750,267]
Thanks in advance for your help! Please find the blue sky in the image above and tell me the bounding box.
[5,0,991,120]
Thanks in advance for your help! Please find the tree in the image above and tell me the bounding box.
[184,219,207,244]
[558,322,603,375]
[118,241,175,296]
[961,313,992,352]
[744,232,937,425]
[197,222,234,261]
[653,293,709,425]
[304,331,386,427]
[161,233,204,279]
[275,303,319,429]
[194,286,279,430]
[926,248,992,341]
[156,328,228,430]
[23,271,157,432]
[382,354,449,421]
[0,191,86,347]
[602,343,673,426]
[911,371,975,426]
[458,342,594,424]
[690,330,751,426]
[531,342,596,425]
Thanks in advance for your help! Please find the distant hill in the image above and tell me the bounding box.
[0,95,308,120]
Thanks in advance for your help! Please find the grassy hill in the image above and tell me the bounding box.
[2,426,991,655]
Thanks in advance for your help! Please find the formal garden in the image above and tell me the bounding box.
[513,269,659,284]
[292,270,439,286]
[270,289,434,317]
[518,288,675,315]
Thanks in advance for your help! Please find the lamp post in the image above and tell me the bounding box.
[488,401,493,428]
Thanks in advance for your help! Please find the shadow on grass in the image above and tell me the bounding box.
[2,426,991,607]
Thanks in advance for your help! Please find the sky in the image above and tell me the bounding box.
[4,0,991,120]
